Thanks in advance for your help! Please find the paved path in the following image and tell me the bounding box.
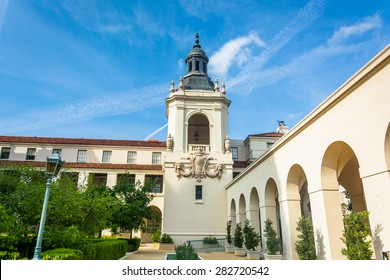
[121,244,249,260]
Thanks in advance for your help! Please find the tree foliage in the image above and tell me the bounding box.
[233,222,244,248]
[111,174,156,237]
[243,219,261,251]
[341,210,373,260]
[295,216,316,260]
[263,218,280,255]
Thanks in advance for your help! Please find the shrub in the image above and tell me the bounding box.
[126,237,141,252]
[243,219,261,251]
[295,216,316,260]
[0,251,25,260]
[41,248,83,260]
[160,233,173,244]
[151,230,161,242]
[341,211,373,260]
[93,239,128,260]
[233,223,244,248]
[264,218,280,255]
[203,236,218,244]
[226,220,232,245]
[175,243,198,260]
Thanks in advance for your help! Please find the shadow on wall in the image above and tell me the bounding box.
[372,224,384,260]
[315,229,326,260]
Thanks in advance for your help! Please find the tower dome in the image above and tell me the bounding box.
[182,33,214,90]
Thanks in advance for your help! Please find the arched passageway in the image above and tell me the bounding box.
[263,178,282,253]
[238,194,246,225]
[285,164,311,259]
[229,199,237,230]
[141,206,162,243]
[249,187,261,234]
[320,141,368,259]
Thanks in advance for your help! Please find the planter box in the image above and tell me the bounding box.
[246,250,261,260]
[225,245,235,253]
[264,254,283,260]
[234,248,246,256]
[159,243,175,250]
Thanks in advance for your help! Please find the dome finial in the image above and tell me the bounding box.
[194,33,200,47]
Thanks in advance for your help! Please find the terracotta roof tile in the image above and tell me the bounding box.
[248,132,284,138]
[0,135,166,148]
[0,160,163,171]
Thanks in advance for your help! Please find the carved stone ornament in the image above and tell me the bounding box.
[166,133,173,151]
[175,148,224,182]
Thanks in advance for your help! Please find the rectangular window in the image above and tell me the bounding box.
[267,142,274,149]
[0,147,10,159]
[117,173,136,185]
[102,150,112,163]
[195,185,202,200]
[145,175,163,193]
[203,62,207,73]
[189,61,192,72]
[127,151,137,164]
[195,61,200,71]
[77,150,87,162]
[91,173,107,187]
[52,149,62,155]
[26,148,36,160]
[231,147,238,160]
[152,152,161,165]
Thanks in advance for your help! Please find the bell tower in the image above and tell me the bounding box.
[163,34,233,244]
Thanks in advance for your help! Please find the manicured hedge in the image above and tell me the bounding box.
[92,239,128,260]
[119,237,141,252]
[41,248,83,260]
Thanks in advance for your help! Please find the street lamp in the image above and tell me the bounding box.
[32,153,63,260]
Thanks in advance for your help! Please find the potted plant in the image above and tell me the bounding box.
[225,220,235,253]
[158,233,175,250]
[233,223,245,256]
[243,219,261,259]
[203,236,219,248]
[263,218,282,260]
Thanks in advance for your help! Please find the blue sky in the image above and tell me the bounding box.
[0,0,389,141]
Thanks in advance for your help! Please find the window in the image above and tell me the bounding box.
[90,173,107,187]
[195,185,202,200]
[195,60,200,71]
[189,61,192,72]
[77,150,87,162]
[152,152,161,165]
[145,175,163,193]
[117,173,136,185]
[102,150,112,163]
[52,149,62,155]
[231,147,238,160]
[26,148,36,160]
[267,142,274,149]
[127,151,137,164]
[203,62,207,73]
[0,147,10,159]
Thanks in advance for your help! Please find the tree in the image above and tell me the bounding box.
[226,220,232,245]
[263,218,280,255]
[233,223,244,248]
[243,219,261,251]
[295,216,316,260]
[341,210,373,260]
[111,174,156,238]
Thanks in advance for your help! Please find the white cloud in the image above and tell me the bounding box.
[327,14,383,46]
[227,0,325,91]
[209,32,265,78]
[0,0,9,35]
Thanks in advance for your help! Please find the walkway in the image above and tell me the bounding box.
[121,244,248,260]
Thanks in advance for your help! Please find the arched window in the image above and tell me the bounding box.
[188,114,210,151]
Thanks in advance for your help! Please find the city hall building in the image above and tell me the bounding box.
[1,35,389,260]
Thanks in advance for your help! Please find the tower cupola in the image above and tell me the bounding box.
[183,33,214,90]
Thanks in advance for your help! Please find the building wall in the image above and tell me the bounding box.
[226,45,390,260]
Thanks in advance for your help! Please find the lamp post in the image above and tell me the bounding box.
[32,153,63,260]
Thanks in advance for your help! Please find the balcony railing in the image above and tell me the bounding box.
[188,144,210,153]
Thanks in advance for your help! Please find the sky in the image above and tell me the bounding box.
[0,0,389,141]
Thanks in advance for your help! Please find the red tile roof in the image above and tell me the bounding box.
[0,160,163,171]
[248,132,284,138]
[0,136,166,148]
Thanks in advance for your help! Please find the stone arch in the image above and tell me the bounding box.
[141,206,162,243]
[286,164,311,259]
[187,113,210,146]
[249,187,261,233]
[321,141,368,259]
[263,178,282,252]
[238,194,246,225]
[230,199,237,230]
[385,123,390,171]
